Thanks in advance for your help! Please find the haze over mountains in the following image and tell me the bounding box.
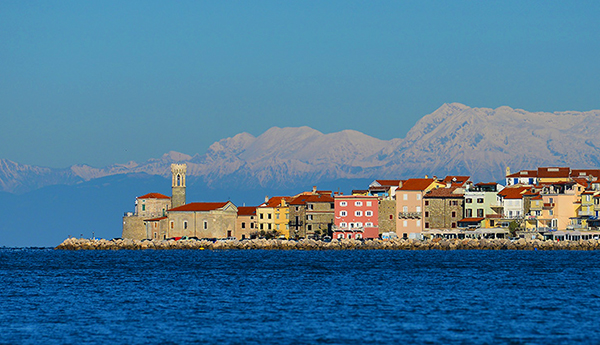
[3,103,600,194]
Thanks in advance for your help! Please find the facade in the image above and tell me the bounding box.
[162,202,237,239]
[257,196,291,238]
[289,193,334,239]
[423,186,465,230]
[396,178,442,239]
[236,206,257,240]
[333,195,379,239]
[122,192,171,240]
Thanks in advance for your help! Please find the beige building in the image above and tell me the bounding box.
[236,206,257,240]
[396,178,442,239]
[289,193,334,239]
[257,196,291,237]
[122,193,171,240]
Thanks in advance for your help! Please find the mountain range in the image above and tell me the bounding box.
[3,102,600,194]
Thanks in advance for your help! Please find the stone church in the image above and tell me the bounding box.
[122,164,237,240]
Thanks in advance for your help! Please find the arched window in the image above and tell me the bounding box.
[177,174,181,186]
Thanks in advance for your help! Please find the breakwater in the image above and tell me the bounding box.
[55,237,600,251]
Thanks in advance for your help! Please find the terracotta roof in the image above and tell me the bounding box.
[458,217,485,223]
[531,195,543,200]
[441,176,470,186]
[537,167,570,178]
[237,206,257,216]
[138,193,170,200]
[572,178,590,188]
[571,169,600,179]
[374,180,403,187]
[335,195,378,200]
[506,170,537,178]
[475,182,498,186]
[398,178,436,191]
[169,202,229,212]
[498,186,530,199]
[424,186,464,198]
[289,194,334,205]
[260,196,292,208]
[145,216,167,221]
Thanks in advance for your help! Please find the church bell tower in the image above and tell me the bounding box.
[171,163,186,208]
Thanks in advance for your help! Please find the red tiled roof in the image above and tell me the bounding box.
[441,176,470,185]
[458,217,485,223]
[424,186,464,198]
[506,170,537,178]
[237,206,257,216]
[398,178,436,191]
[145,216,167,221]
[498,186,530,199]
[260,196,292,208]
[289,194,334,205]
[138,193,170,200]
[374,180,403,187]
[537,167,570,178]
[531,195,543,200]
[571,169,600,179]
[169,202,229,212]
[475,182,498,186]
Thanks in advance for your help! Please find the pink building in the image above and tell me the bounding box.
[396,178,441,239]
[333,195,379,239]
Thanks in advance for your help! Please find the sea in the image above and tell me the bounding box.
[1,249,600,344]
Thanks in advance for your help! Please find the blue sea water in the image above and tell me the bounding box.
[1,249,600,344]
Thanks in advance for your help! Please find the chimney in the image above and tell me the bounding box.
[506,166,511,177]
[265,195,269,203]
[398,181,403,189]
[446,182,451,188]
[433,175,437,181]
[425,175,429,178]
[312,186,317,194]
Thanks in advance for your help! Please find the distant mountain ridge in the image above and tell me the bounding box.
[3,103,600,194]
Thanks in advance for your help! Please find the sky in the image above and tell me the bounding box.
[1,1,599,168]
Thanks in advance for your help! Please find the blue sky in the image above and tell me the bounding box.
[1,1,599,168]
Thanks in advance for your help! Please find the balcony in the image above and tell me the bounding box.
[543,203,555,209]
[398,212,422,219]
[578,210,594,216]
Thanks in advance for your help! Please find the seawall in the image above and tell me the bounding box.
[55,237,600,251]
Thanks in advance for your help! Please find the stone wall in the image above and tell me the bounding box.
[378,199,396,234]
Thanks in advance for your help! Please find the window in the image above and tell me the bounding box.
[142,204,146,211]
[416,220,421,227]
[338,234,344,239]
[170,221,174,229]
[355,211,363,217]
[203,221,208,230]
[403,194,408,200]
[340,201,347,207]
[340,222,347,227]
[403,220,408,227]
[276,214,279,219]
[356,222,363,227]
[550,210,554,216]
[356,234,362,239]
[425,200,429,206]
[260,224,264,230]
[424,211,429,218]
[477,209,484,218]
[340,211,347,217]
[466,198,472,204]
[365,211,373,217]
[268,224,272,230]
[403,206,408,213]
[355,201,363,206]
[307,215,313,220]
[365,222,373,227]
[389,215,393,220]
[477,198,484,204]
[251,223,254,228]
[466,209,473,217]
[241,222,246,229]
[451,222,456,228]
[416,206,421,212]
[451,211,456,218]
[308,204,314,210]
[183,221,188,229]
[260,214,264,219]
[268,214,272,219]
[417,194,421,200]
[276,224,280,230]
[366,201,372,206]
[307,225,312,231]
[348,234,352,239]
[425,222,429,229]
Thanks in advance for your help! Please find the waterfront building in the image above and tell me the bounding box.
[236,206,257,240]
[423,185,465,231]
[257,196,291,238]
[333,195,379,239]
[288,191,334,239]
[396,178,443,239]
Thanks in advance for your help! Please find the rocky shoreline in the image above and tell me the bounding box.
[55,237,600,251]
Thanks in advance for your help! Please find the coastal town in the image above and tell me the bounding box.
[119,164,600,243]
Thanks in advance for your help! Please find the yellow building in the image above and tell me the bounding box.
[257,196,292,238]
